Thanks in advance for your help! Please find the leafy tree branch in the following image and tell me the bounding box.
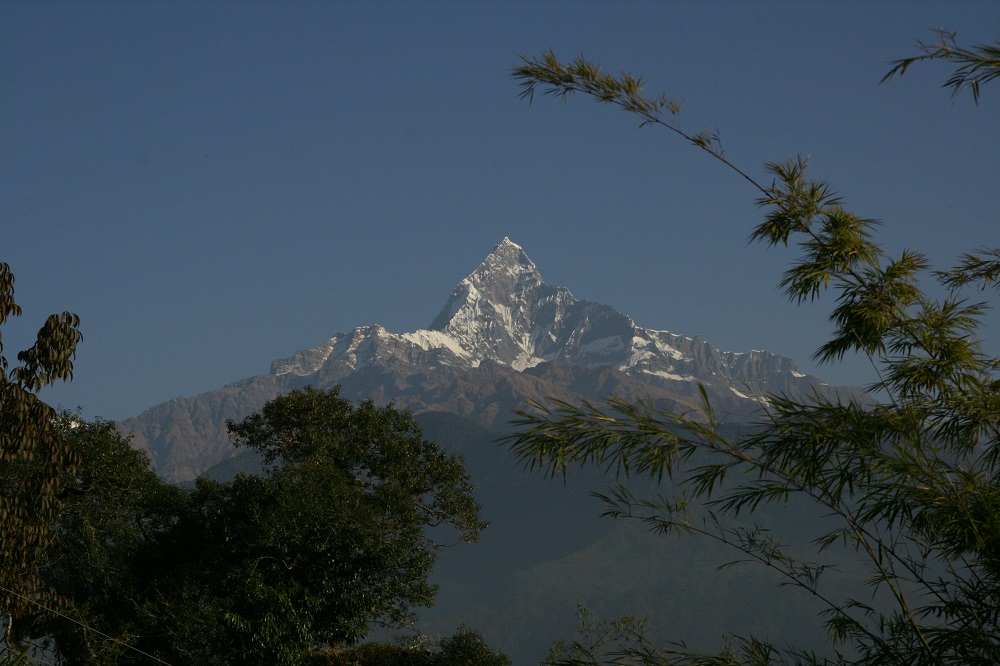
[882,29,1000,103]
[506,44,1000,666]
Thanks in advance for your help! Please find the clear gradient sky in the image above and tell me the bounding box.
[3,1,998,421]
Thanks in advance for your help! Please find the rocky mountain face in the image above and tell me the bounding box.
[121,238,851,483]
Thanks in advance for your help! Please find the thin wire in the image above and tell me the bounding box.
[0,584,174,666]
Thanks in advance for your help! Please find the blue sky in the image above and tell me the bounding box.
[3,1,998,420]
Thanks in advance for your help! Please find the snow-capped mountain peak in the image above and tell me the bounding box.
[471,237,539,284]
[426,238,554,370]
[430,238,542,322]
[273,239,820,387]
[264,238,826,401]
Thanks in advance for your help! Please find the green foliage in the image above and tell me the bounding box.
[0,646,29,666]
[34,416,183,665]
[227,386,485,546]
[304,642,436,666]
[548,607,795,666]
[0,262,81,645]
[882,29,1000,103]
[507,46,1000,666]
[302,643,435,666]
[302,626,510,666]
[513,51,757,191]
[437,625,511,666]
[34,387,485,665]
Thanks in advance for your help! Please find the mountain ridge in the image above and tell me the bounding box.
[121,238,855,483]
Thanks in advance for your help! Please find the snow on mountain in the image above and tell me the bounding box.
[270,237,809,397]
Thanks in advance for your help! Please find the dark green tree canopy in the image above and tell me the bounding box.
[33,388,485,666]
[227,386,485,544]
[34,416,185,665]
